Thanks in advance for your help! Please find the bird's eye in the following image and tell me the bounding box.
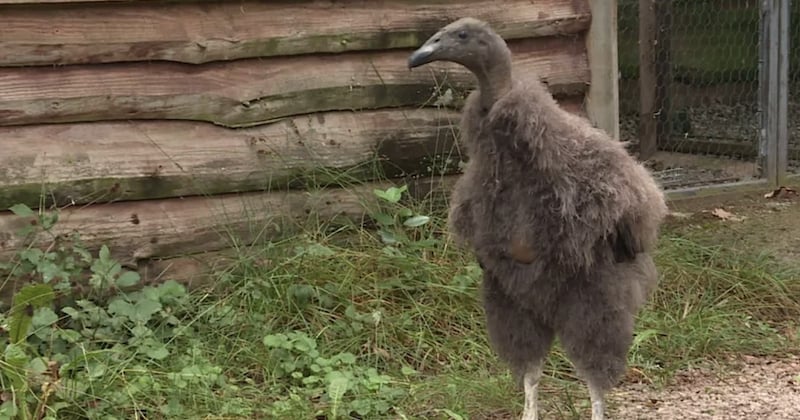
[457,30,468,40]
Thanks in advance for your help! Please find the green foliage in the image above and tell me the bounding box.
[3,192,798,419]
[0,205,235,419]
[262,331,413,419]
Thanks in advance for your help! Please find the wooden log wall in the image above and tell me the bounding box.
[0,0,617,287]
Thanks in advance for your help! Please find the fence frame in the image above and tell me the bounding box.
[760,0,791,186]
[634,0,794,199]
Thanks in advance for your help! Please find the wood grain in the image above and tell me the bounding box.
[0,35,589,127]
[0,0,591,66]
[0,183,388,264]
[0,108,462,209]
[0,95,586,210]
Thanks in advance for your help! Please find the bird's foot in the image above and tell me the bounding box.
[520,366,542,420]
[589,384,606,420]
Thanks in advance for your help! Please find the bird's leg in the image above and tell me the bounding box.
[521,364,543,420]
[588,382,606,420]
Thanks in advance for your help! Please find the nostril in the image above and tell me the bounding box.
[433,37,440,43]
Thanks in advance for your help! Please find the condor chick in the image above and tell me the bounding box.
[408,18,668,420]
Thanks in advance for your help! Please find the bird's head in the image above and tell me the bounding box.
[407,17,509,73]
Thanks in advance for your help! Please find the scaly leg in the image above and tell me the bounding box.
[588,382,606,420]
[521,364,543,420]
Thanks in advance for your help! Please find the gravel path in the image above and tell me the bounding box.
[609,356,800,419]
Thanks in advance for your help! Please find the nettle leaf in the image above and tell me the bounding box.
[401,366,419,376]
[108,299,136,319]
[146,345,169,360]
[263,333,289,348]
[86,361,106,379]
[61,306,81,320]
[326,371,350,418]
[133,299,162,323]
[403,215,430,228]
[4,343,28,368]
[372,212,394,227]
[41,212,59,230]
[9,284,55,343]
[32,307,59,327]
[334,352,357,365]
[115,271,141,288]
[9,203,34,217]
[155,280,187,300]
[98,245,111,263]
[296,243,336,257]
[28,357,49,375]
[0,400,19,418]
[378,229,399,245]
[20,248,44,265]
[373,185,407,203]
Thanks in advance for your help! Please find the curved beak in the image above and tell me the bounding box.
[408,43,437,69]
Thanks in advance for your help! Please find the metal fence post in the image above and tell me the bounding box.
[760,0,790,186]
[777,0,790,185]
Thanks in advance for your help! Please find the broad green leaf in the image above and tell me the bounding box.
[98,245,111,262]
[327,372,350,419]
[336,352,357,364]
[9,203,34,217]
[86,361,106,378]
[115,271,141,288]
[439,409,465,420]
[28,357,49,375]
[378,229,398,245]
[146,346,169,360]
[108,299,136,319]
[372,212,394,226]
[133,299,162,323]
[0,400,19,419]
[9,284,54,343]
[41,212,59,230]
[373,185,407,203]
[401,366,418,376]
[263,333,288,348]
[32,307,59,327]
[61,307,80,320]
[4,343,28,367]
[403,215,430,227]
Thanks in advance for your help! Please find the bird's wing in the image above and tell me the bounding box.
[608,215,643,263]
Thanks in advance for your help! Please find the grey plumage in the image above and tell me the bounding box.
[408,18,668,420]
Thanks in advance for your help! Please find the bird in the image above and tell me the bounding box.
[407,17,668,420]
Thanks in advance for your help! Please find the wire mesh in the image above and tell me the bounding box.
[791,1,800,174]
[618,0,762,189]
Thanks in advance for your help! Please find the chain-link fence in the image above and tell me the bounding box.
[791,1,800,175]
[618,0,764,190]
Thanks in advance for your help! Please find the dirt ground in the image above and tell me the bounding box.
[609,185,800,419]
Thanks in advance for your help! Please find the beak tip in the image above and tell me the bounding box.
[407,44,435,69]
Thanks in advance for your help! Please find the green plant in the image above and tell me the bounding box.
[0,204,236,419]
[370,185,433,245]
[262,331,413,419]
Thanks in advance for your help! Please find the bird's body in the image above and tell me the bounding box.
[408,18,668,420]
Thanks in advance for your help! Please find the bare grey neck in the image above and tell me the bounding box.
[474,44,513,112]
[478,68,511,112]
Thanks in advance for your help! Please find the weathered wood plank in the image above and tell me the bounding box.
[0,108,462,209]
[0,0,591,66]
[0,183,389,265]
[0,95,586,210]
[0,35,589,127]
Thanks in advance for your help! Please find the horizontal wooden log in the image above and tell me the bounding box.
[0,95,586,210]
[0,108,461,209]
[0,35,589,127]
[0,0,591,66]
[0,182,391,265]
